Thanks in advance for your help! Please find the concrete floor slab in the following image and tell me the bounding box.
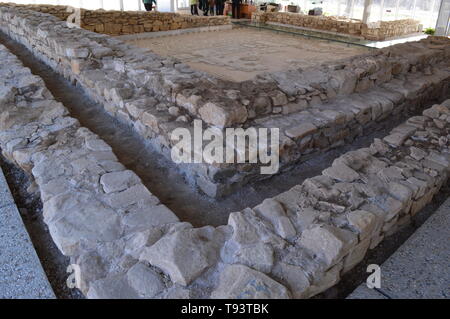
[0,167,55,299]
[348,198,450,299]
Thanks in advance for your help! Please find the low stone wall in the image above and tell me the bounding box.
[252,11,365,37]
[0,3,230,35]
[1,40,449,298]
[0,43,180,295]
[0,5,448,198]
[0,2,72,20]
[362,19,423,41]
[252,12,421,41]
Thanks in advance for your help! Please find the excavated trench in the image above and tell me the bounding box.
[0,31,449,299]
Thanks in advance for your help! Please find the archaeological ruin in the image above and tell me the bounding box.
[0,0,449,303]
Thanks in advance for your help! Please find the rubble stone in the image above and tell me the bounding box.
[140,226,225,286]
[211,264,291,299]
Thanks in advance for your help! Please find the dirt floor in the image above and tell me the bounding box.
[126,27,369,82]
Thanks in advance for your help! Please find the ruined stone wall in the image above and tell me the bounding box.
[252,11,365,36]
[362,19,423,41]
[0,42,180,295]
[252,12,421,41]
[0,3,230,35]
[0,5,448,198]
[1,40,449,298]
[81,10,230,35]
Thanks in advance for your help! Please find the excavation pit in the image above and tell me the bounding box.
[0,4,450,301]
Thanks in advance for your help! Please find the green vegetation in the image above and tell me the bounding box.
[424,28,435,35]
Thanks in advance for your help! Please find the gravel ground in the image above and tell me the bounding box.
[0,155,84,299]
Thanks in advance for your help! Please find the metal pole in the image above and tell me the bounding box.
[394,0,400,20]
[362,0,373,23]
[379,0,385,21]
[411,0,417,20]
[429,0,437,28]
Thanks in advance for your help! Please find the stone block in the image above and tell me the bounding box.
[140,226,224,286]
[100,170,140,194]
[211,264,290,299]
[298,225,357,268]
[126,262,165,298]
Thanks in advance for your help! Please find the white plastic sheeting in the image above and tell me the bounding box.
[435,0,450,35]
[7,0,174,12]
[5,0,445,27]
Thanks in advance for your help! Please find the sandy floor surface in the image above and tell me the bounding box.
[126,27,369,82]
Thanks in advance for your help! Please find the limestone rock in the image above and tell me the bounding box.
[298,225,357,268]
[342,238,371,273]
[211,264,290,299]
[285,123,317,140]
[234,243,274,273]
[228,209,286,249]
[85,138,112,152]
[254,198,296,239]
[410,146,427,161]
[198,101,247,127]
[269,90,288,106]
[100,170,140,194]
[383,132,409,147]
[140,226,225,286]
[304,261,342,298]
[122,204,179,230]
[44,192,122,255]
[323,161,360,182]
[272,262,310,299]
[346,210,377,240]
[126,262,165,298]
[87,273,139,299]
[105,184,159,209]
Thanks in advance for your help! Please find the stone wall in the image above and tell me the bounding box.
[0,3,230,35]
[362,19,423,41]
[0,42,180,295]
[252,12,421,41]
[0,5,448,198]
[252,11,365,37]
[1,40,449,299]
